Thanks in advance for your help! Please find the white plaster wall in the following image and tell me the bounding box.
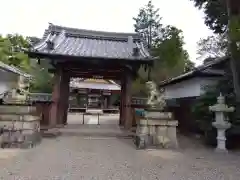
[163,77,221,99]
[0,69,19,98]
[199,77,220,94]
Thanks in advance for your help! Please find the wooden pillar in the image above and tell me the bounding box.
[86,90,89,108]
[49,67,62,128]
[119,77,126,126]
[123,70,133,129]
[119,96,123,125]
[54,72,69,126]
[107,96,110,108]
[120,70,133,129]
[62,74,70,125]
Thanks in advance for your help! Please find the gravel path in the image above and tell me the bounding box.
[0,114,239,180]
[0,132,239,180]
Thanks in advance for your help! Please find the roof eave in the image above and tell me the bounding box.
[159,72,224,87]
[159,56,229,87]
[26,50,154,64]
[0,62,31,78]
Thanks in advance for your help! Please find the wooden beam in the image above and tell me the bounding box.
[64,67,123,72]
[69,70,122,75]
[70,74,121,80]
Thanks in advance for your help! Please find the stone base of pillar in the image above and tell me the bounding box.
[213,122,231,152]
[215,148,229,153]
[135,111,178,149]
[41,128,61,138]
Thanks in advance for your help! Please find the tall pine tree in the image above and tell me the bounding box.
[133,0,162,48]
[132,0,194,95]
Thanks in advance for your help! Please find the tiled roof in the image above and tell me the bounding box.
[159,56,228,87]
[30,24,152,61]
[0,61,31,78]
[27,36,41,46]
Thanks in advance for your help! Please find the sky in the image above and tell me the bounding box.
[0,0,213,65]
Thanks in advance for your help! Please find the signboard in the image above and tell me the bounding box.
[78,89,87,94]
[102,90,111,96]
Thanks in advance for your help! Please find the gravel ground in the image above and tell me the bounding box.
[0,115,239,180]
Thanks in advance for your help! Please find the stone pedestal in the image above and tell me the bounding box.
[136,111,178,149]
[136,121,149,149]
[212,122,231,152]
[0,105,41,148]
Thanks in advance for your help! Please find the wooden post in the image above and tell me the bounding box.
[122,70,133,129]
[49,67,62,128]
[120,70,132,129]
[119,77,126,126]
[54,71,69,126]
[62,74,70,125]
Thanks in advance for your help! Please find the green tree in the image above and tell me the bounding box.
[29,60,53,93]
[192,0,240,121]
[192,60,239,147]
[191,0,240,147]
[133,0,162,48]
[132,1,195,96]
[0,34,53,93]
[184,52,195,72]
[190,0,228,34]
[197,34,228,58]
[0,34,30,71]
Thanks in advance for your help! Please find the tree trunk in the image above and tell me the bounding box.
[227,0,240,120]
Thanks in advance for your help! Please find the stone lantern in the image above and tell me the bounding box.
[209,94,235,152]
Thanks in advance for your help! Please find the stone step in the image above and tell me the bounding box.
[0,106,36,115]
[41,128,61,138]
[0,114,39,122]
[0,121,40,131]
[85,109,103,115]
[145,111,173,119]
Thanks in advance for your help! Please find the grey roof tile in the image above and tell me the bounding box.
[31,24,152,61]
[0,61,31,78]
[159,57,228,86]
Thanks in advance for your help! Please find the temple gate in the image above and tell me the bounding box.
[27,24,153,129]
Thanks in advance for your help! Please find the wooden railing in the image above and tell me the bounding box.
[27,93,52,103]
[26,94,148,107]
[131,97,147,105]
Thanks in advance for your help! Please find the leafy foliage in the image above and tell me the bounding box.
[192,62,240,146]
[197,34,228,58]
[190,0,228,34]
[29,60,53,93]
[0,34,53,93]
[0,34,30,71]
[193,0,240,110]
[133,0,162,48]
[132,1,195,96]
[192,0,240,147]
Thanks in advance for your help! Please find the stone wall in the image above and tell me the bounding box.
[0,105,41,148]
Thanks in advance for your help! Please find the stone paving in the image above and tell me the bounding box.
[0,114,239,180]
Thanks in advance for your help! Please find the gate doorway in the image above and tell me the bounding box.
[27,24,153,130]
